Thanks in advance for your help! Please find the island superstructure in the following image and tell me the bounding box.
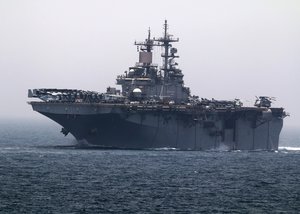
[28,20,287,150]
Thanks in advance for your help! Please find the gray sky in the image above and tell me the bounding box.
[0,0,299,127]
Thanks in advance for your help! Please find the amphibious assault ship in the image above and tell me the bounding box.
[28,21,287,150]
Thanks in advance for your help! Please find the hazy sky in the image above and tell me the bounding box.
[0,0,299,127]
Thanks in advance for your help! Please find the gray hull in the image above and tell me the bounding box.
[31,102,283,150]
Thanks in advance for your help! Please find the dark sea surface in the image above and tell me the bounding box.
[0,120,299,213]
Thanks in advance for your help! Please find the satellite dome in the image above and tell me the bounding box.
[133,88,142,93]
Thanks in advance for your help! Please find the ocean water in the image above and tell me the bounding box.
[0,120,299,213]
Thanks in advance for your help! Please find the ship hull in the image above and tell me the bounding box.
[31,102,283,150]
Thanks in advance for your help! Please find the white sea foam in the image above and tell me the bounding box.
[151,147,178,151]
[278,146,300,151]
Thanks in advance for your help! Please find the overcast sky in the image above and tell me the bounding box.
[0,0,299,128]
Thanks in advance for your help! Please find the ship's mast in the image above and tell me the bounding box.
[154,20,179,80]
[147,27,151,52]
[135,27,153,53]
[134,28,160,75]
[163,20,168,74]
